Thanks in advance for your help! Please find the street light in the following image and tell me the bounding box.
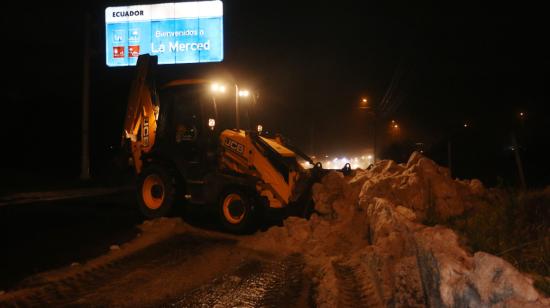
[210,83,226,93]
[390,120,400,136]
[358,96,376,162]
[359,97,368,109]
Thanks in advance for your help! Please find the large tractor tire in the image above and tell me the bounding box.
[137,164,177,219]
[218,189,257,233]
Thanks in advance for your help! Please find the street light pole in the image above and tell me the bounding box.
[235,84,240,130]
[360,97,376,162]
[211,81,248,131]
[212,96,218,120]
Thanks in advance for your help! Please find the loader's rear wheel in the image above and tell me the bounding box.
[137,165,176,218]
[219,190,255,233]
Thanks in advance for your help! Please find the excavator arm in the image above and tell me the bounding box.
[122,55,159,173]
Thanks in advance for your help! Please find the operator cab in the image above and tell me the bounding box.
[154,80,226,175]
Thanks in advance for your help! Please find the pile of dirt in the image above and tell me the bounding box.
[245,152,549,307]
[355,151,501,222]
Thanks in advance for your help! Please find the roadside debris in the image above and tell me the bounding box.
[245,152,549,307]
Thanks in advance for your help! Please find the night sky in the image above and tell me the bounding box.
[1,2,548,188]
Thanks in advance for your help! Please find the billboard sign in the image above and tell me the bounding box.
[105,1,223,66]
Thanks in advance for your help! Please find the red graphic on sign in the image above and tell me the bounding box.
[113,46,125,58]
[128,45,140,58]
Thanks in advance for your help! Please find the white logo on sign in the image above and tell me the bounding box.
[129,29,140,43]
[113,30,124,43]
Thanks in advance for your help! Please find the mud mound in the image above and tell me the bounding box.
[355,151,500,221]
[248,152,549,307]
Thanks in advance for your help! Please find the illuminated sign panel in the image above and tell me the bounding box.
[105,1,223,66]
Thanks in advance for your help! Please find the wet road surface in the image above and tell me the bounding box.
[1,233,312,307]
[0,191,142,290]
[0,192,313,307]
[170,253,310,307]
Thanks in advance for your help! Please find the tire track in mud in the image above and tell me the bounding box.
[0,234,235,307]
[332,261,384,308]
[169,253,310,308]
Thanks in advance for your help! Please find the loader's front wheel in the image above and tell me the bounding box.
[219,190,256,233]
[137,165,176,219]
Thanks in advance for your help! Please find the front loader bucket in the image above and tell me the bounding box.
[286,166,330,219]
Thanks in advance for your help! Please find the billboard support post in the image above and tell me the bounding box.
[80,13,91,180]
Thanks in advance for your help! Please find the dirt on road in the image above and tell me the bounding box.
[0,219,311,307]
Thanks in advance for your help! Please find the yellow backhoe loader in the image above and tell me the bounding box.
[122,54,324,232]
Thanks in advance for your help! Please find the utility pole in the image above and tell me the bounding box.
[80,13,91,180]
